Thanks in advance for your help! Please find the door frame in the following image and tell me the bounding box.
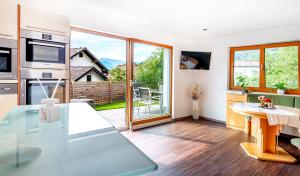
[70,26,173,130]
[129,38,173,128]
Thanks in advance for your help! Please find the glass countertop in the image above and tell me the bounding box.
[0,103,157,176]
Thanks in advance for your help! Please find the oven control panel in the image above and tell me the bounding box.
[42,72,52,79]
[20,68,69,80]
[0,84,17,94]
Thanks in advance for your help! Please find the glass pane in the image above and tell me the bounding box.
[70,30,127,129]
[27,83,65,105]
[265,46,298,89]
[0,56,8,71]
[33,45,60,62]
[132,43,170,120]
[233,49,260,87]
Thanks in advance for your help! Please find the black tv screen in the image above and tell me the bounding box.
[180,51,211,70]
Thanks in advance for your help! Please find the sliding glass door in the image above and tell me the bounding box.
[129,40,172,128]
[70,27,172,130]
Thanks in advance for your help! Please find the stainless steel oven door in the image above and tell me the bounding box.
[21,79,66,105]
[26,39,65,63]
[0,39,17,80]
[20,29,69,69]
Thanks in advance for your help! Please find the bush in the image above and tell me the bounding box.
[109,67,126,81]
[135,48,164,89]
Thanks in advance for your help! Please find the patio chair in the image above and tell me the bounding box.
[133,87,141,116]
[138,87,152,115]
[132,81,141,114]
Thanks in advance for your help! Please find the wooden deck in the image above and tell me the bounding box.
[97,105,163,129]
[122,119,300,176]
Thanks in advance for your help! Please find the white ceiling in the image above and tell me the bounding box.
[22,0,300,39]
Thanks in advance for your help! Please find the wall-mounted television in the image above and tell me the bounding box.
[180,51,211,70]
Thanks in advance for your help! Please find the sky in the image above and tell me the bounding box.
[71,30,160,63]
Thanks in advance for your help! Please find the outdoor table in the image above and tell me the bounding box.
[231,102,299,163]
[70,98,95,108]
[150,90,163,113]
[0,103,157,176]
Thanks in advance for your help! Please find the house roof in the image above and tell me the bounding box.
[70,47,109,72]
[70,66,108,81]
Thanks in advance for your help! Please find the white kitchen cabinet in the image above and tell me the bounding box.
[21,5,70,36]
[0,0,17,40]
[0,94,17,118]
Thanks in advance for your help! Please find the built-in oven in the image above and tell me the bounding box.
[20,68,69,105]
[0,38,17,80]
[20,29,69,69]
[25,79,66,105]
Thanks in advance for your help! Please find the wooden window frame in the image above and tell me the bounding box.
[129,38,173,126]
[230,41,300,94]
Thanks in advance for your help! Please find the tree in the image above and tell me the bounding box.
[135,48,164,89]
[108,67,126,81]
[265,46,298,89]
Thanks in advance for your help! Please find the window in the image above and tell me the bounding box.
[87,74,92,82]
[265,46,298,89]
[233,49,260,87]
[230,42,300,94]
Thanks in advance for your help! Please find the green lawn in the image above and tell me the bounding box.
[95,101,125,111]
[95,100,159,111]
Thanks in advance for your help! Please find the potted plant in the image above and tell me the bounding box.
[191,83,201,120]
[274,81,287,95]
[236,75,249,94]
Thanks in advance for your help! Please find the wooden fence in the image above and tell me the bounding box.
[70,81,125,104]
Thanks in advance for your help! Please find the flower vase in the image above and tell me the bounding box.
[192,99,199,120]
[259,101,265,108]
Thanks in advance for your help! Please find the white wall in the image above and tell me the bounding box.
[71,53,103,73]
[197,25,300,122]
[77,70,104,82]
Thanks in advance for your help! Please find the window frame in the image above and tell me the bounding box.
[86,74,92,82]
[229,41,300,94]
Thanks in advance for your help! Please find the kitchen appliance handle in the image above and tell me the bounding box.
[28,41,65,48]
[0,50,10,54]
[28,80,65,84]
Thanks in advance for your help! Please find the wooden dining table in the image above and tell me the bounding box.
[231,103,299,163]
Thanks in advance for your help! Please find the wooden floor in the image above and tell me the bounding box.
[122,119,300,176]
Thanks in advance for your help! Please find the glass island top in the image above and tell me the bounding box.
[0,103,157,176]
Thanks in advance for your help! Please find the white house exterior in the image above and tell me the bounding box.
[76,69,104,82]
[70,48,109,82]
